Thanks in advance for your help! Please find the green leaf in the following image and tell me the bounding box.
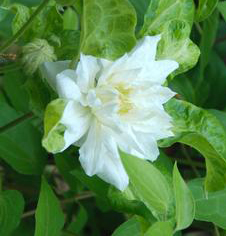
[188,178,226,229]
[128,0,151,31]
[3,69,29,112]
[112,217,142,236]
[160,99,226,192]
[121,153,174,219]
[202,52,226,110]
[35,177,65,236]
[54,153,79,192]
[71,168,109,198]
[67,204,88,234]
[157,19,200,76]
[10,0,42,7]
[108,187,155,221]
[42,98,67,153]
[218,1,226,21]
[0,190,24,236]
[63,7,79,30]
[25,74,54,117]
[140,0,194,36]
[208,110,226,131]
[199,10,219,75]
[11,3,30,34]
[195,0,218,22]
[173,163,195,230]
[0,101,47,175]
[0,6,9,22]
[81,0,137,60]
[144,221,174,236]
[56,30,80,60]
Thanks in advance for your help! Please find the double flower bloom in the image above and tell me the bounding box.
[42,35,178,190]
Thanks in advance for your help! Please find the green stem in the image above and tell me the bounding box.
[195,22,203,35]
[181,144,201,177]
[0,112,33,134]
[0,0,51,53]
[171,157,205,169]
[69,0,85,69]
[214,224,220,236]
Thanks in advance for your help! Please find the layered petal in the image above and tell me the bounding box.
[140,60,179,84]
[60,100,91,151]
[128,35,161,66]
[40,60,70,90]
[116,126,160,161]
[76,54,100,93]
[79,122,128,190]
[56,69,81,100]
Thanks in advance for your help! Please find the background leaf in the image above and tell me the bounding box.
[0,190,24,236]
[195,0,218,22]
[189,178,226,229]
[0,101,47,175]
[34,177,65,236]
[218,1,226,21]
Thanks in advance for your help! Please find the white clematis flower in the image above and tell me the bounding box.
[42,35,179,191]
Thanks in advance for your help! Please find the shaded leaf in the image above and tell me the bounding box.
[35,177,65,236]
[0,101,47,175]
[218,1,226,21]
[71,168,109,198]
[3,69,29,112]
[0,190,24,236]
[195,0,218,22]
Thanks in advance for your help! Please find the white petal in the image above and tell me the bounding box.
[133,85,176,108]
[40,61,70,90]
[97,150,129,191]
[56,69,81,100]
[79,122,129,190]
[130,132,160,161]
[132,110,174,140]
[98,54,130,85]
[60,100,91,150]
[79,120,104,176]
[140,60,179,84]
[76,54,100,93]
[128,35,161,66]
[117,126,160,161]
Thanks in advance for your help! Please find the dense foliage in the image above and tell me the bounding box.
[0,0,226,235]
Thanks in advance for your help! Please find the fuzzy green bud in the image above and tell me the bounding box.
[22,38,57,75]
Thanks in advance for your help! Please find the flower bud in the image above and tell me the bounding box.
[22,38,57,75]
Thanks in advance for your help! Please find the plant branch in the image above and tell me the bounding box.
[181,144,201,177]
[0,112,33,134]
[0,0,51,53]
[21,191,94,219]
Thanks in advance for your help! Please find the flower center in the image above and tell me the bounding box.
[115,83,133,115]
